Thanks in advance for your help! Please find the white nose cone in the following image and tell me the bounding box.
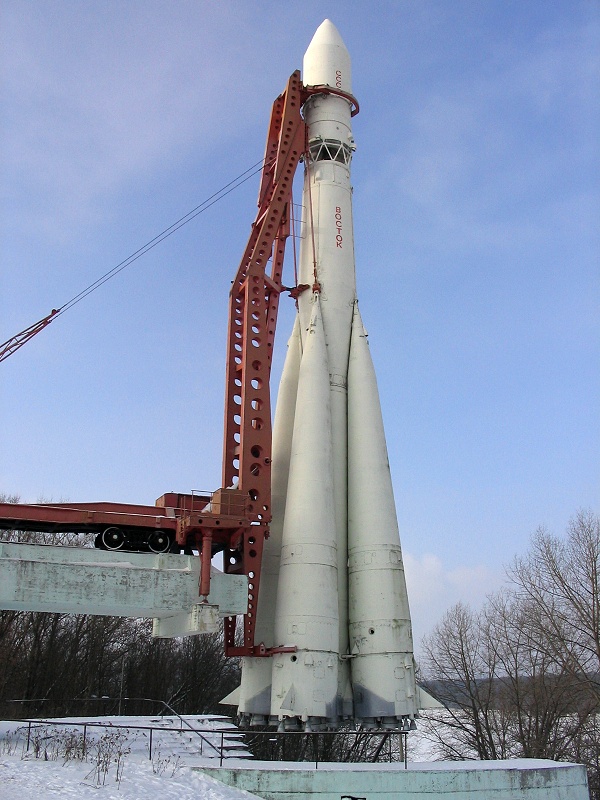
[303,19,352,93]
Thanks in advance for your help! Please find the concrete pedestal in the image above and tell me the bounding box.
[199,759,589,800]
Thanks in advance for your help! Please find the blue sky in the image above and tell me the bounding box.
[1,0,598,646]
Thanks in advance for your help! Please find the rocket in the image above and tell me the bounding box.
[235,20,419,731]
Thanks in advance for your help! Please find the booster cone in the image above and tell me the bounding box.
[271,296,339,728]
[347,305,418,729]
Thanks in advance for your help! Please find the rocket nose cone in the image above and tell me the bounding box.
[303,19,352,93]
[308,19,346,49]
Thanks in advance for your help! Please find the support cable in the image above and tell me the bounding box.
[1,157,271,363]
[304,132,320,292]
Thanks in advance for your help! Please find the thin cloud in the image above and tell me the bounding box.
[0,3,282,239]
[382,12,599,256]
[404,551,502,655]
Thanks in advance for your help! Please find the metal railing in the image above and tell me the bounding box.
[2,709,410,769]
[2,717,243,765]
[237,728,409,769]
[122,697,226,759]
[3,697,223,756]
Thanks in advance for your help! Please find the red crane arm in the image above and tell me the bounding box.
[0,309,59,363]
[220,70,307,655]
[222,70,306,507]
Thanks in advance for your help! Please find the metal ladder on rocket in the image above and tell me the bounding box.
[235,20,419,732]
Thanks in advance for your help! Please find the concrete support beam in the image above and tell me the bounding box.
[0,542,247,637]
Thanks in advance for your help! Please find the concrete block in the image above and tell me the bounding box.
[199,759,589,800]
[153,604,220,637]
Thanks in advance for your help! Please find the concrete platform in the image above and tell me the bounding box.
[199,759,589,799]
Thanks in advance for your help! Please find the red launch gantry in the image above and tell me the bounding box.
[0,71,358,658]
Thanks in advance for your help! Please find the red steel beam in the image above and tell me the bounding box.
[220,70,306,655]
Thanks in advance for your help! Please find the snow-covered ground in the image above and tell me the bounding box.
[0,756,261,800]
[0,715,260,799]
[0,714,437,798]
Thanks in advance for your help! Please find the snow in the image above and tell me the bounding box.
[0,713,582,797]
[0,757,259,800]
[235,758,578,772]
[0,716,261,800]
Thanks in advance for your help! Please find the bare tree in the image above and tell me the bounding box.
[509,510,600,703]
[420,602,506,760]
[421,511,600,799]
[508,510,600,797]
[484,591,585,760]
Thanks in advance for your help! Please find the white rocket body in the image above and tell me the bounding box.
[271,297,340,727]
[237,19,418,731]
[296,21,356,721]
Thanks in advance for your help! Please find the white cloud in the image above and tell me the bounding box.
[404,551,503,658]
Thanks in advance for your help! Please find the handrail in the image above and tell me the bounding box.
[134,697,224,758]
[2,717,409,767]
[2,716,244,763]
[4,695,225,759]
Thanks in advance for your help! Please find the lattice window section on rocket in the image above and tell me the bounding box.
[308,138,353,165]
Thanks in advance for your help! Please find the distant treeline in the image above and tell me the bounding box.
[0,611,240,720]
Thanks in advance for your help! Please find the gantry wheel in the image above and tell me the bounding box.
[147,530,171,553]
[101,526,125,550]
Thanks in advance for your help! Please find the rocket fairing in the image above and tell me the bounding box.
[237,19,419,731]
